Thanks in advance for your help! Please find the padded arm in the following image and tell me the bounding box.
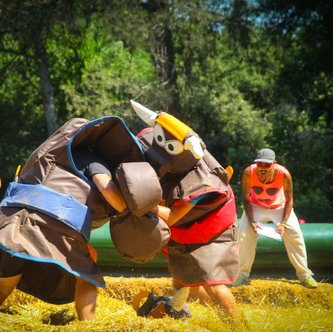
[116,162,162,217]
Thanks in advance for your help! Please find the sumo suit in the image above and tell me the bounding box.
[130,100,240,288]
[0,116,170,304]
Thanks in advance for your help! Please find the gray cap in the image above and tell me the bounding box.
[254,148,275,163]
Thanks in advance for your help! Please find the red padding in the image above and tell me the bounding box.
[169,188,236,244]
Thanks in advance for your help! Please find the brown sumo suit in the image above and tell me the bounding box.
[131,101,240,286]
[0,116,170,304]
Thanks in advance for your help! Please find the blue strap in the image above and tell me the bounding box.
[1,182,92,241]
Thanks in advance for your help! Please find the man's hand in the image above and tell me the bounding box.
[250,222,261,233]
[276,223,286,236]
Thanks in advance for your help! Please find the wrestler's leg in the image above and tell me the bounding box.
[0,274,22,304]
[75,277,97,321]
[203,284,238,319]
[188,286,211,304]
[173,278,211,304]
[173,279,237,319]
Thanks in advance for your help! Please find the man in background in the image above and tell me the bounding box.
[234,148,318,288]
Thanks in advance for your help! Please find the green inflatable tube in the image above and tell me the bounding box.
[90,223,333,270]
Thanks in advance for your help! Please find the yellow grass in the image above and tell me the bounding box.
[1,277,333,331]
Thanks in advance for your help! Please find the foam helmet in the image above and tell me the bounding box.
[130,100,204,159]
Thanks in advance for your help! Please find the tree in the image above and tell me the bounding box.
[0,0,95,192]
[61,15,157,130]
[0,0,102,134]
[257,0,333,122]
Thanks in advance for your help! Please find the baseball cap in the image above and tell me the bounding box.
[254,148,275,163]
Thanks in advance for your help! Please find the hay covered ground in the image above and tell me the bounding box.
[1,277,333,332]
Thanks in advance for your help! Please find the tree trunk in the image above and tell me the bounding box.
[145,0,181,116]
[153,25,181,116]
[33,30,58,135]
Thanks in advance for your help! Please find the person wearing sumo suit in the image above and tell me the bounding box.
[127,101,240,319]
[0,116,171,321]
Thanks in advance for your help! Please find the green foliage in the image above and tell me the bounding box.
[60,16,157,131]
[267,106,333,220]
[0,38,47,193]
[0,1,332,220]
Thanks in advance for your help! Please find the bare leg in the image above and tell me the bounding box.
[75,277,97,321]
[0,274,22,304]
[188,286,211,304]
[173,279,209,303]
[172,278,183,291]
[203,284,238,319]
[173,279,238,319]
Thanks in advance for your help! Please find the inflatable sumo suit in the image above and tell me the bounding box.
[0,116,170,304]
[131,100,240,286]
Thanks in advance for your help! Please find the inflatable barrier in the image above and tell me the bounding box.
[90,223,333,270]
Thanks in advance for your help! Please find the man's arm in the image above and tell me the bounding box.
[92,172,194,223]
[242,166,260,232]
[242,167,254,222]
[277,169,293,235]
[92,173,127,213]
[151,202,194,227]
[282,169,293,223]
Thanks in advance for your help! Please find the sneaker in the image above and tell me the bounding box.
[301,276,318,288]
[232,277,250,287]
